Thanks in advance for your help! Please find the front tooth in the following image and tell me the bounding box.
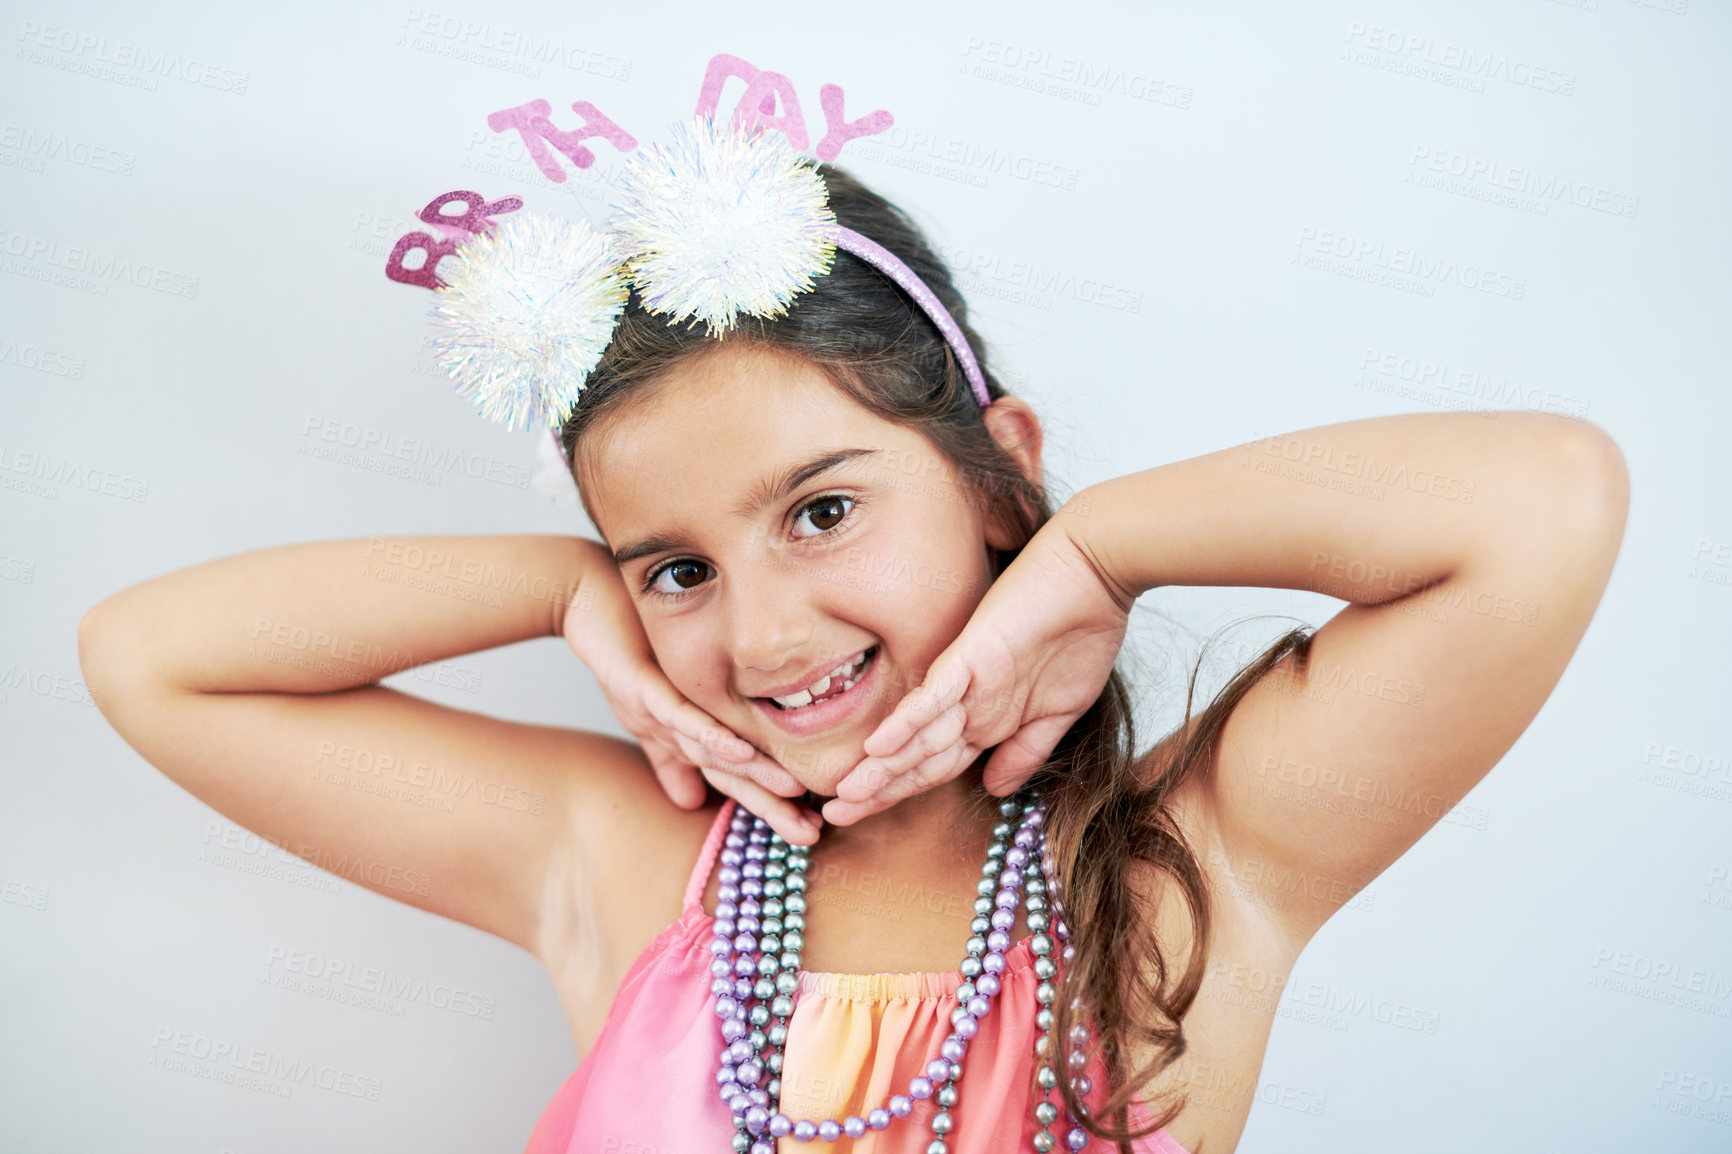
[809,676,831,697]
[775,689,813,709]
[828,660,853,679]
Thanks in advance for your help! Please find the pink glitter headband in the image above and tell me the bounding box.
[386,53,991,432]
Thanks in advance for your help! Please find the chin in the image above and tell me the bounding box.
[743,727,867,793]
[777,759,853,801]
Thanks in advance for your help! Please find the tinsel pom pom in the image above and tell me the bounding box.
[610,115,837,336]
[428,210,627,431]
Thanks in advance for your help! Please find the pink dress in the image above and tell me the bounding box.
[525,800,1192,1154]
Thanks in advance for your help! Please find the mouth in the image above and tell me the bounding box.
[750,645,881,735]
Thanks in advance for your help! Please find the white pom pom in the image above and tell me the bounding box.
[428,211,627,431]
[611,115,837,336]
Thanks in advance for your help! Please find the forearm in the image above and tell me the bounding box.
[1064,411,1618,607]
[79,534,610,696]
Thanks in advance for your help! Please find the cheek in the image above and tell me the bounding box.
[855,520,990,657]
[644,621,728,705]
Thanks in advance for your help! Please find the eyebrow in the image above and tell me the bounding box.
[610,448,882,566]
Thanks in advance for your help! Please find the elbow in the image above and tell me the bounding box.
[77,596,144,719]
[1560,418,1630,546]
[1527,417,1629,585]
[77,600,118,715]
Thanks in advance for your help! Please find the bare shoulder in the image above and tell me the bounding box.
[541,732,729,999]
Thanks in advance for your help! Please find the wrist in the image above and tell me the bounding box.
[1051,482,1141,613]
[553,537,617,640]
[559,542,658,677]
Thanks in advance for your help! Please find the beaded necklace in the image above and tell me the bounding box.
[708,791,1096,1152]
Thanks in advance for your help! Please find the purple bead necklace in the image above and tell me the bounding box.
[707,790,1096,1153]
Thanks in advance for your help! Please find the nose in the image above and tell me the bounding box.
[724,555,818,677]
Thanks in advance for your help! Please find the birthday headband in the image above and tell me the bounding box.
[386,60,991,433]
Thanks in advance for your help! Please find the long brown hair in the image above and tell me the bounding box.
[560,165,1313,1148]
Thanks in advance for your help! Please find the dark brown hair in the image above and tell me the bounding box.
[560,165,1313,1148]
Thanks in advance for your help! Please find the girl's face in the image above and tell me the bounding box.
[579,342,1008,793]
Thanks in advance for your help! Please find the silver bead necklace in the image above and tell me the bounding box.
[707,791,1095,1152]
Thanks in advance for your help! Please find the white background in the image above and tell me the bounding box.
[2,1,1729,1151]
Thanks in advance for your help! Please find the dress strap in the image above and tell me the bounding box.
[682,799,738,912]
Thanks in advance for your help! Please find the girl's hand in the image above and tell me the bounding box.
[697,765,824,848]
[562,559,821,844]
[823,508,1131,825]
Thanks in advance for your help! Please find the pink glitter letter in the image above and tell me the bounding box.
[385,189,523,290]
[386,231,461,290]
[814,83,893,162]
[417,189,524,237]
[486,99,638,183]
[694,53,808,151]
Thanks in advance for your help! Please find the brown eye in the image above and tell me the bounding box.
[650,559,710,596]
[795,495,852,537]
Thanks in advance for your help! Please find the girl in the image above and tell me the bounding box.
[76,143,1629,1152]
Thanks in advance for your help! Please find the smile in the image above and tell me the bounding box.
[766,647,876,710]
[751,646,881,735]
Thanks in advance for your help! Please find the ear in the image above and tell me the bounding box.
[978,396,1044,551]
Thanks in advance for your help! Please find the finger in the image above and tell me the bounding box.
[881,738,977,807]
[958,670,1026,751]
[824,742,974,826]
[861,652,972,758]
[644,685,756,763]
[824,740,978,826]
[836,702,967,802]
[702,767,823,847]
[980,714,1077,796]
[672,731,804,797]
[649,755,709,810]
